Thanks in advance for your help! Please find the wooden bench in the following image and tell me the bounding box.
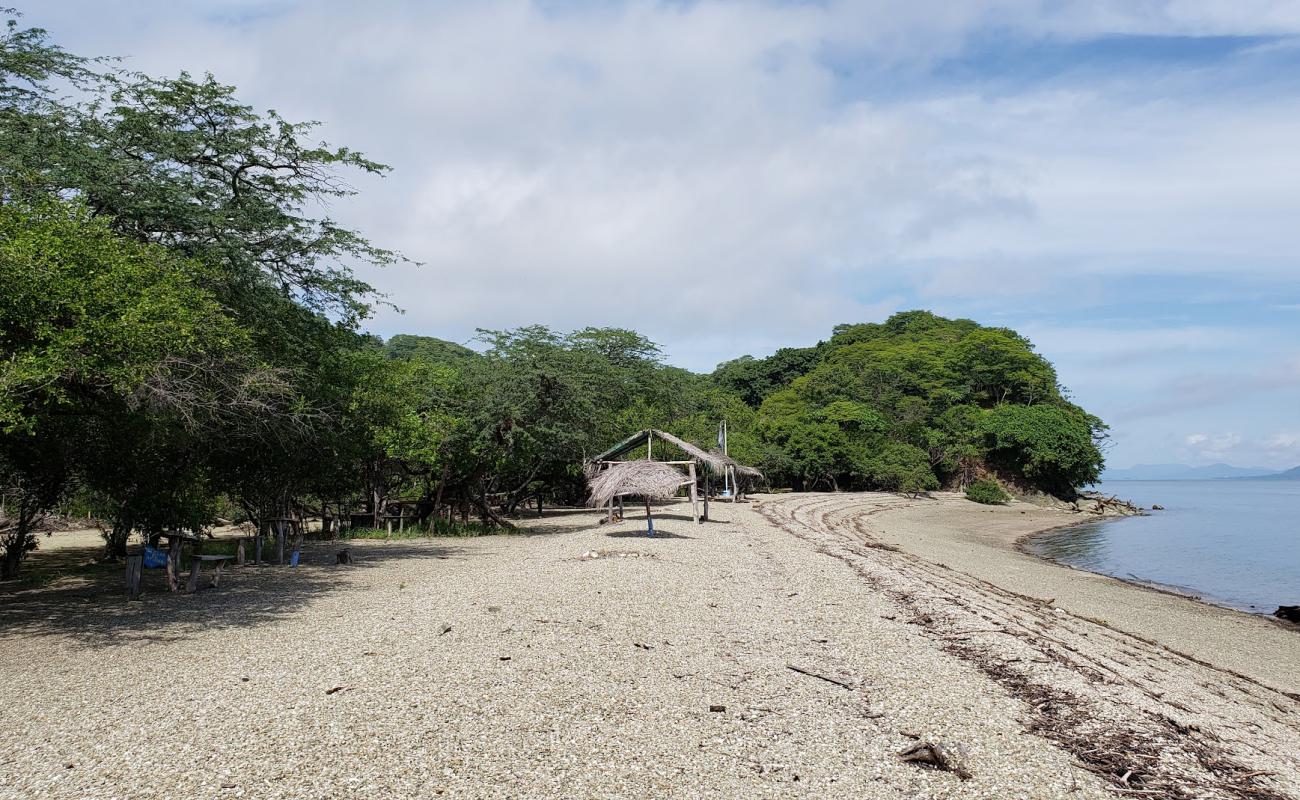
[186,554,235,593]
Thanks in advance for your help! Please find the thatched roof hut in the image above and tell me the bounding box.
[711,450,765,483]
[585,429,764,527]
[588,429,762,479]
[586,460,690,509]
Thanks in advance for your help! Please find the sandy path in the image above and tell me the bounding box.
[0,493,1295,799]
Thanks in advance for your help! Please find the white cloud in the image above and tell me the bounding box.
[24,2,1300,367]
[19,0,1300,468]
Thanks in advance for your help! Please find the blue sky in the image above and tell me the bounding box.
[25,0,1300,470]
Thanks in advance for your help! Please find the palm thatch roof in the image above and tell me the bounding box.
[712,450,765,482]
[586,460,691,509]
[589,429,730,474]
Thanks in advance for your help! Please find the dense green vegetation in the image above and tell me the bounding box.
[965,479,1011,505]
[737,312,1106,495]
[0,13,1105,579]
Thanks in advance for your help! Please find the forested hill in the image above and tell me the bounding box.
[382,311,1107,499]
[711,311,1105,495]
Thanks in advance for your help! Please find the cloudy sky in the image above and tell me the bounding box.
[27,0,1300,470]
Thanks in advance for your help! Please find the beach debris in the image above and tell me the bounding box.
[336,549,353,564]
[1075,492,1145,517]
[897,740,972,780]
[325,685,347,695]
[1275,605,1300,623]
[787,663,855,690]
[634,642,653,650]
[579,548,648,560]
[439,623,453,635]
[709,704,726,712]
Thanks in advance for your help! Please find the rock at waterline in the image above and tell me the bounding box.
[1275,606,1300,623]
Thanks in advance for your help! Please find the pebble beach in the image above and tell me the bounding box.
[1,493,1297,799]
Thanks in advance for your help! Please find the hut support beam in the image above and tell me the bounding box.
[688,462,698,524]
[645,497,653,536]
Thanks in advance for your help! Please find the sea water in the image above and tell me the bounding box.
[1025,480,1300,613]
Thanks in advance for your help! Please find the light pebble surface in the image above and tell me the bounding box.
[0,493,1295,799]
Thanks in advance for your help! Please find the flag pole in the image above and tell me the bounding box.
[721,419,730,497]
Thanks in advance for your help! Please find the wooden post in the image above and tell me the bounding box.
[254,526,263,565]
[645,497,653,536]
[703,471,710,522]
[689,462,698,524]
[617,495,624,518]
[125,555,143,601]
[236,538,246,566]
[647,430,652,460]
[537,493,543,518]
[167,537,182,592]
[731,467,738,502]
[276,520,286,565]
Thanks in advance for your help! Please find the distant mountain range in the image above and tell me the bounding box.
[1102,463,1300,481]
[1258,464,1300,481]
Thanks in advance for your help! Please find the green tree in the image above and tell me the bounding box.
[981,404,1105,496]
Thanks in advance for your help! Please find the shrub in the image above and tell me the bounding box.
[965,478,1010,505]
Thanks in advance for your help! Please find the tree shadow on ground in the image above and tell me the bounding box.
[0,540,471,649]
[517,520,597,536]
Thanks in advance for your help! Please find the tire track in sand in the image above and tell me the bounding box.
[760,493,1300,800]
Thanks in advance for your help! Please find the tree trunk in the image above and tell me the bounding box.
[2,508,36,580]
[469,494,516,530]
[103,519,132,561]
[1,543,22,580]
[431,464,449,527]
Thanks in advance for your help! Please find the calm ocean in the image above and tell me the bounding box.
[1025,480,1300,613]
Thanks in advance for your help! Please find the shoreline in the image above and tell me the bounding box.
[841,491,1300,696]
[1015,508,1300,622]
[757,492,1300,796]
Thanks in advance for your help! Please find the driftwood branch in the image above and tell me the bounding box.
[787,664,855,690]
